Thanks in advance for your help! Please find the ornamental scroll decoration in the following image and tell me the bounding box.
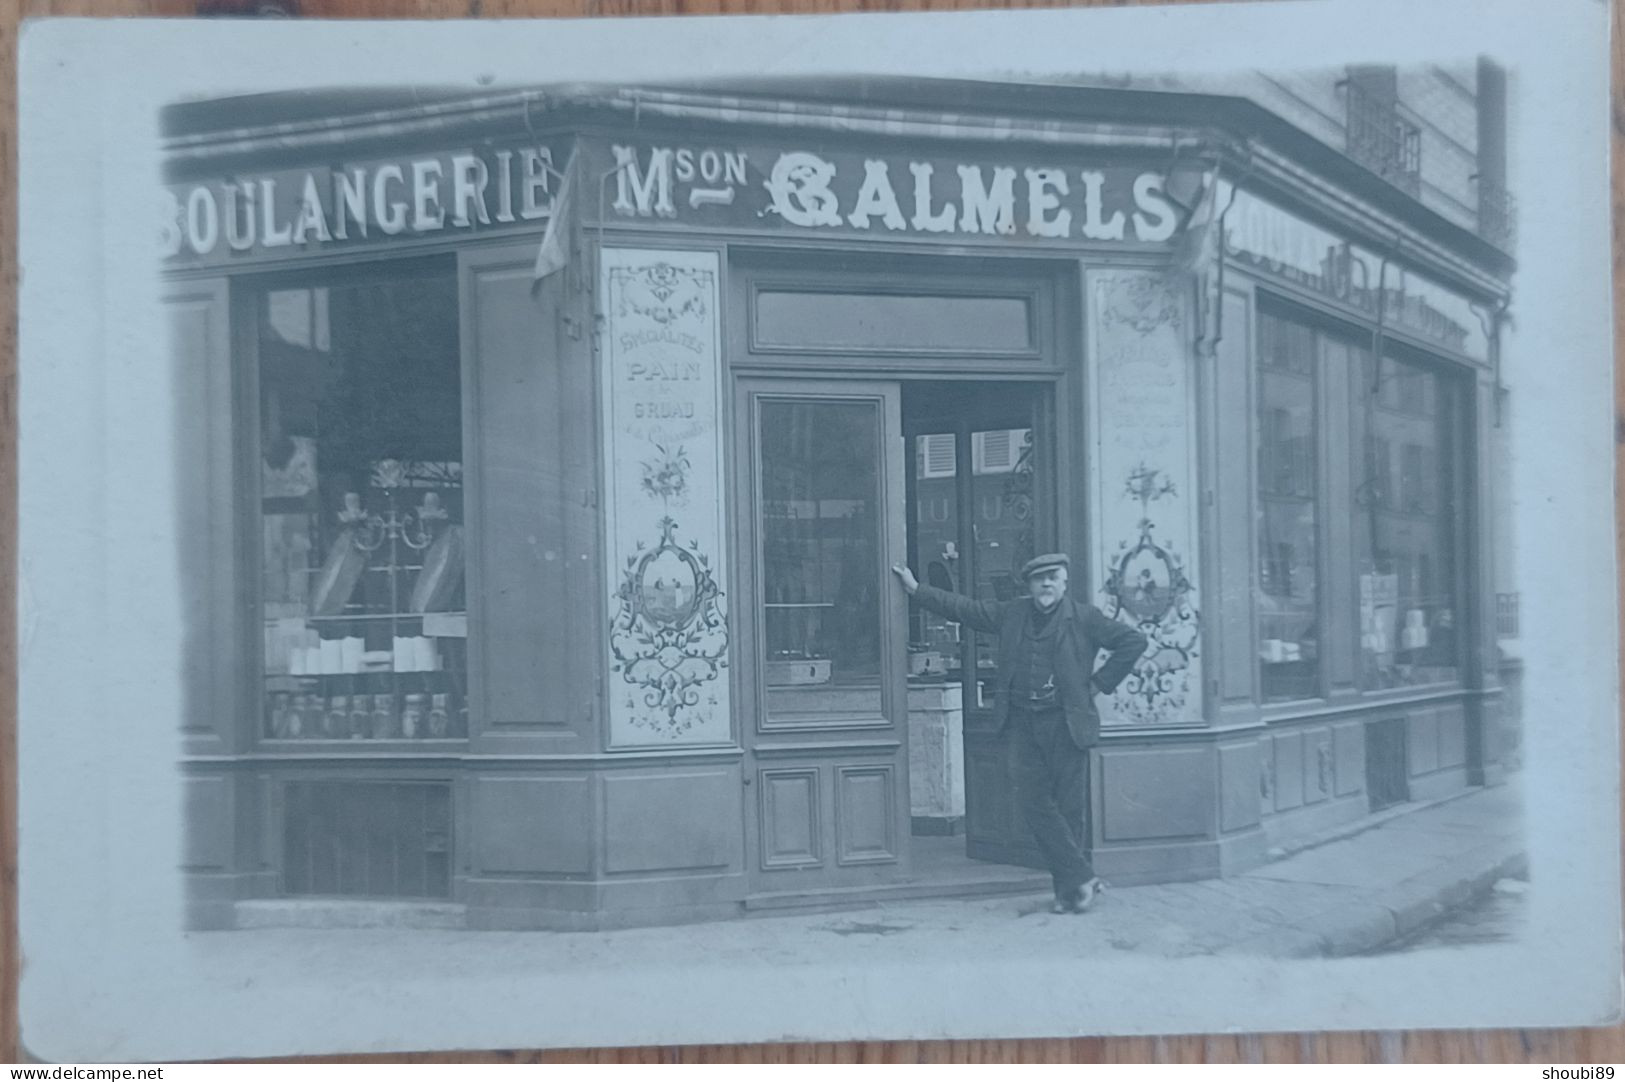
[613,261,710,326]
[1100,463,1201,725]
[609,514,729,736]
[1101,272,1183,335]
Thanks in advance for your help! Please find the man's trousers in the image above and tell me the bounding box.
[1011,705,1093,899]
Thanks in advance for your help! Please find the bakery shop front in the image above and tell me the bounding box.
[164,80,1512,930]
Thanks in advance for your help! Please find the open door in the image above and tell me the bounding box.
[901,381,1054,870]
[736,378,912,901]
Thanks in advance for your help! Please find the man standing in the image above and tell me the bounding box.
[891,555,1147,914]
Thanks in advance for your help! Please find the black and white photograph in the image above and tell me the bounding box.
[14,0,1621,1061]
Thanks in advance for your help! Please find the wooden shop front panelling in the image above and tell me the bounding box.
[460,242,600,745]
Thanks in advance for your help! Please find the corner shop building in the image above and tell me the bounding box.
[164,79,1514,930]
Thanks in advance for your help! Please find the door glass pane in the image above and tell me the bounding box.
[760,399,884,719]
[258,272,468,742]
[910,432,963,684]
[1355,350,1461,688]
[1256,313,1320,702]
[907,424,1036,715]
[968,426,1036,712]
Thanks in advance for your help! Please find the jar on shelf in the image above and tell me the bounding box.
[349,694,372,739]
[326,694,349,738]
[402,693,426,739]
[371,692,397,739]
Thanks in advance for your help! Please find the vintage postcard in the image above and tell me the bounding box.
[14,0,1620,1061]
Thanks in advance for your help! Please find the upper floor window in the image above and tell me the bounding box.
[1345,65,1422,197]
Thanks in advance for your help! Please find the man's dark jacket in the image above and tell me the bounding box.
[911,584,1149,749]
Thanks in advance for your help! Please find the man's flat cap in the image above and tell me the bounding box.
[1019,553,1070,579]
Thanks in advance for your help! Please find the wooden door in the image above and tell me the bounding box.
[736,378,911,900]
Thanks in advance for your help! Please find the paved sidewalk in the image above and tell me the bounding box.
[197,783,1523,971]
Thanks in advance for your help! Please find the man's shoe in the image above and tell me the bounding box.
[1050,896,1071,914]
[1071,877,1104,913]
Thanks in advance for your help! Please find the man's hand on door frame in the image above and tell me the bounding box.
[891,564,919,595]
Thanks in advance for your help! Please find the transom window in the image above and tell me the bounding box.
[755,290,1033,354]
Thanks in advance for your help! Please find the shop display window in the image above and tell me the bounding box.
[1256,312,1321,702]
[256,266,466,742]
[1354,350,1461,689]
[1254,306,1465,705]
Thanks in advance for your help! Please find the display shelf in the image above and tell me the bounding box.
[263,676,469,741]
[294,610,465,624]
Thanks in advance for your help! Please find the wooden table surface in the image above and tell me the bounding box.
[0,0,1620,1064]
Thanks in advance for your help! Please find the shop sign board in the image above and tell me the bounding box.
[159,136,1206,267]
[590,140,1203,247]
[160,144,564,268]
[1221,185,1491,362]
[600,248,732,748]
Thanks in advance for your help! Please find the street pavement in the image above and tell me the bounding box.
[202,782,1524,968]
[32,782,1520,1061]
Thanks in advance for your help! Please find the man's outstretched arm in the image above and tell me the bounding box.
[891,564,1003,635]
